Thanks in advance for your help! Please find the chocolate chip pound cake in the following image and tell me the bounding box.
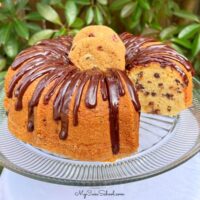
[4,25,193,162]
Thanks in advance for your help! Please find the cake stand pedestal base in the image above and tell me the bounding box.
[0,154,200,200]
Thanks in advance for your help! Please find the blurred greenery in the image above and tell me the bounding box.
[0,0,200,85]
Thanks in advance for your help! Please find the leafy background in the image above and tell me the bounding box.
[0,0,200,86]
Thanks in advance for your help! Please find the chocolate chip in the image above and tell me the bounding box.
[158,83,163,87]
[175,79,180,84]
[176,87,182,93]
[163,93,174,99]
[147,81,152,84]
[88,33,95,37]
[97,46,103,51]
[151,92,156,96]
[154,73,160,78]
[126,64,132,70]
[85,56,91,60]
[137,72,143,79]
[148,101,154,106]
[167,106,171,112]
[152,109,160,114]
[144,91,150,96]
[181,83,185,88]
[136,83,144,90]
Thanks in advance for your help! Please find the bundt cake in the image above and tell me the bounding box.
[4,25,193,162]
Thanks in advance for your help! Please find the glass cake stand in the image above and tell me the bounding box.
[0,79,200,186]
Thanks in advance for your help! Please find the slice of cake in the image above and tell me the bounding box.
[120,32,193,116]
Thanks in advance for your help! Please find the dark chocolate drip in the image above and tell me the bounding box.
[15,66,57,111]
[120,32,194,84]
[53,68,78,120]
[7,57,45,98]
[85,70,101,108]
[43,73,68,105]
[27,71,63,131]
[27,106,34,132]
[59,72,83,139]
[105,70,120,154]
[7,35,141,155]
[114,70,125,96]
[100,74,108,101]
[118,71,141,112]
[73,72,90,126]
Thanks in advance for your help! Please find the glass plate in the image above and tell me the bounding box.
[0,79,200,186]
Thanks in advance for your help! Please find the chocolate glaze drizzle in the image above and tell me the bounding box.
[7,35,141,154]
[7,32,192,154]
[120,32,194,85]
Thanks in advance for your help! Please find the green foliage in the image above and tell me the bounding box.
[37,3,63,25]
[65,1,78,26]
[0,0,200,79]
[28,29,55,45]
